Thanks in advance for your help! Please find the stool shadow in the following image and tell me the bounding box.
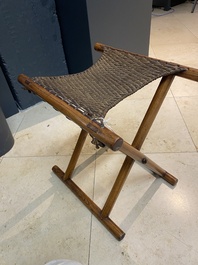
[0,185,55,239]
[120,178,162,232]
[0,148,106,239]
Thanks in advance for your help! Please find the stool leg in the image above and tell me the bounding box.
[101,74,176,218]
[52,165,125,240]
[55,129,88,181]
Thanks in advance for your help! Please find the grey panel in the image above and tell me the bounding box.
[86,0,152,62]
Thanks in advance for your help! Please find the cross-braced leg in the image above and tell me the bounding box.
[101,74,177,218]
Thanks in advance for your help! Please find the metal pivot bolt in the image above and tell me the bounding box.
[142,157,147,164]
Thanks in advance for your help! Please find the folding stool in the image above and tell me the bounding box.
[18,43,198,240]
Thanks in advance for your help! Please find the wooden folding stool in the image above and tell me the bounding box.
[18,43,198,240]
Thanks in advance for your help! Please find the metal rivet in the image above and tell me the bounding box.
[142,158,147,164]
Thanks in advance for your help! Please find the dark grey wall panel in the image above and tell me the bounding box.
[0,107,14,156]
[0,0,68,110]
[86,0,153,62]
[55,0,93,74]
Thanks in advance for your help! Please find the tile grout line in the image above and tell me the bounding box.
[87,151,97,265]
[172,95,198,152]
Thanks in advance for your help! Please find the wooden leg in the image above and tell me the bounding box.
[52,165,125,241]
[63,129,88,180]
[101,75,176,218]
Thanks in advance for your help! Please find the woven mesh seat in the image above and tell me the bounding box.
[18,43,198,241]
[32,45,185,120]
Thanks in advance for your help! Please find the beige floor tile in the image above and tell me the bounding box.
[142,97,196,153]
[16,102,59,131]
[171,76,198,97]
[5,115,79,157]
[176,96,198,150]
[0,156,94,265]
[6,111,24,135]
[93,153,155,212]
[5,103,95,157]
[173,8,198,38]
[89,153,198,265]
[151,42,198,67]
[150,15,198,46]
[125,153,198,263]
[105,97,195,153]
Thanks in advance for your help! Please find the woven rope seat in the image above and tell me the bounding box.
[31,44,185,121]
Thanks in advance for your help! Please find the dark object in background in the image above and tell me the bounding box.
[0,66,18,118]
[0,107,14,156]
[152,0,186,11]
[55,0,93,74]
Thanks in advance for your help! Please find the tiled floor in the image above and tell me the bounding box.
[1,2,198,265]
